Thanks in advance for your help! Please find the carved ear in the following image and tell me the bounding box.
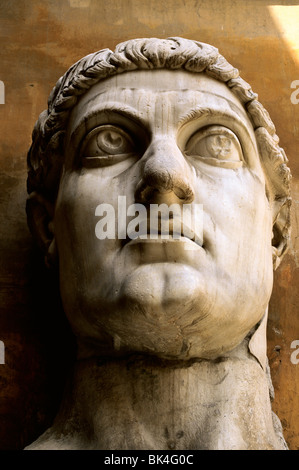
[26,191,58,268]
[271,197,292,270]
[253,128,292,270]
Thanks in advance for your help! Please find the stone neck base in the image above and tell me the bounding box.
[26,342,287,450]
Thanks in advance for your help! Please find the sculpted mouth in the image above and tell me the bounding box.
[124,218,203,248]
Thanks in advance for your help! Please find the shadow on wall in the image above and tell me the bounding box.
[0,0,299,449]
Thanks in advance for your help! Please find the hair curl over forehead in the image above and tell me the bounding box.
[27,37,291,264]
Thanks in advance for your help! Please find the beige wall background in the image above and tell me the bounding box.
[0,0,299,449]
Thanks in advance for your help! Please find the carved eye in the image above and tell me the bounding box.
[81,125,137,167]
[185,125,243,168]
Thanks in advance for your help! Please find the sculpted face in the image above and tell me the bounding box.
[54,69,273,359]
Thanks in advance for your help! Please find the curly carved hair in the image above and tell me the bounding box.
[27,37,292,267]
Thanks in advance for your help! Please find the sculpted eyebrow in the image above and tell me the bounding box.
[178,105,248,127]
[72,104,148,137]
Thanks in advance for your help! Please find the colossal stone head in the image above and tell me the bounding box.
[26,37,291,361]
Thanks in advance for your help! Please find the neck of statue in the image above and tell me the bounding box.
[26,337,286,450]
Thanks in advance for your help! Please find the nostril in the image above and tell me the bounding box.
[135,180,194,205]
[173,185,194,203]
[134,184,155,204]
[146,169,173,192]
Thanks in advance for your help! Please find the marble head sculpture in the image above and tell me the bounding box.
[26,37,291,450]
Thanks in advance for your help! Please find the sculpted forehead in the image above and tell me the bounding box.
[68,69,255,137]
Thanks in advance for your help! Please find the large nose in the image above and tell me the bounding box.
[134,138,195,205]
